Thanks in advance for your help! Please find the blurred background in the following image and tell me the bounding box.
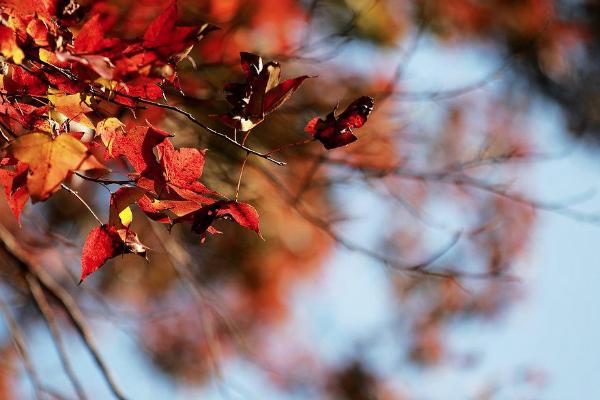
[1,0,600,399]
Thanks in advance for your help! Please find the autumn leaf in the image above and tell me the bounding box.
[137,195,171,224]
[0,25,24,64]
[305,96,374,150]
[0,158,29,222]
[74,14,120,55]
[213,52,312,131]
[8,133,108,202]
[96,118,125,151]
[143,1,218,61]
[61,27,119,80]
[106,123,172,175]
[117,229,149,258]
[174,200,262,241]
[3,66,48,96]
[132,140,221,222]
[48,93,95,128]
[81,225,124,282]
[26,19,50,47]
[154,140,219,202]
[80,224,148,282]
[0,102,49,131]
[114,77,165,103]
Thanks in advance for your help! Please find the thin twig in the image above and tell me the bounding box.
[0,126,11,142]
[253,163,493,280]
[235,153,249,201]
[60,183,103,225]
[115,94,286,165]
[265,138,314,156]
[74,172,135,185]
[33,57,286,166]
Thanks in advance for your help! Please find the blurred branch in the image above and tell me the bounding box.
[0,292,44,400]
[253,163,500,282]
[26,273,88,400]
[0,223,129,400]
[146,225,223,380]
[325,155,600,226]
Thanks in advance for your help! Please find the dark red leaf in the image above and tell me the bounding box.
[214,53,311,131]
[74,14,120,54]
[142,1,217,60]
[174,200,261,241]
[305,96,374,150]
[109,186,146,227]
[263,75,312,114]
[0,158,29,222]
[3,66,47,96]
[156,140,218,202]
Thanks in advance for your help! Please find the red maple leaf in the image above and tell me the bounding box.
[305,96,375,150]
[80,225,125,282]
[106,123,172,176]
[155,140,219,202]
[0,102,49,131]
[80,224,148,282]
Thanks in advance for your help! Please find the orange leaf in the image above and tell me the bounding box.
[48,93,94,128]
[8,133,108,202]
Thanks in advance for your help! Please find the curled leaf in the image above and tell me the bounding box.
[305,96,374,150]
[0,158,29,222]
[109,186,146,227]
[80,224,148,282]
[213,52,312,131]
[174,200,262,241]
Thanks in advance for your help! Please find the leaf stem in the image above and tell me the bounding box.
[235,153,250,201]
[61,183,103,225]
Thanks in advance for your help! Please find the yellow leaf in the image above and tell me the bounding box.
[0,26,24,64]
[108,186,145,227]
[48,93,94,128]
[8,133,108,202]
[39,48,53,63]
[118,206,133,227]
[96,118,125,155]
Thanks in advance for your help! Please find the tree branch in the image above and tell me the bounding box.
[25,273,88,400]
[0,223,128,400]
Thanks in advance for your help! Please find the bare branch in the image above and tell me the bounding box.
[0,223,129,400]
[61,183,103,225]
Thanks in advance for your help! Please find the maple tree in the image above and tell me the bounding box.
[0,0,596,399]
